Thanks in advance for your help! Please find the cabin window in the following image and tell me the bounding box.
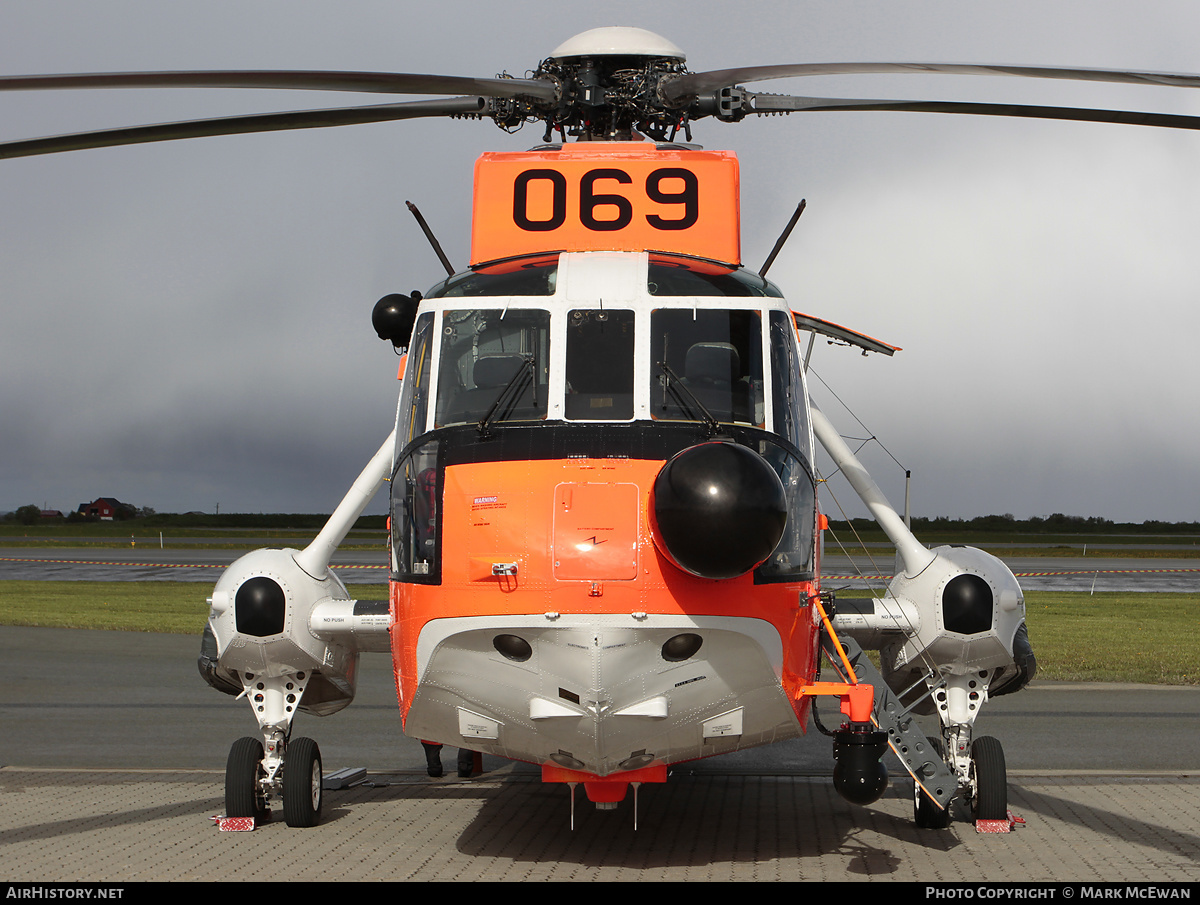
[753,436,817,582]
[565,309,635,421]
[650,309,764,426]
[391,437,441,582]
[434,309,551,428]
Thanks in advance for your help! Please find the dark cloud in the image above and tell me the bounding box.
[2,1,1198,521]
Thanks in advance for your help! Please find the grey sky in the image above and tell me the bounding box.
[2,1,1198,522]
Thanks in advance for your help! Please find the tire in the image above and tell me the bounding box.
[225,737,269,821]
[971,736,1008,821]
[283,737,323,828]
[914,736,952,829]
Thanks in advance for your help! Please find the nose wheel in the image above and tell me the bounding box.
[225,736,270,822]
[223,735,324,827]
[911,734,1008,828]
[282,736,324,828]
[969,735,1007,821]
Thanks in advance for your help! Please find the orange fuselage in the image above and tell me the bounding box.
[390,453,821,775]
[382,143,849,781]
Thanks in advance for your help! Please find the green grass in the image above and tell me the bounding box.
[2,582,1195,685]
[1022,591,1197,685]
[0,581,386,635]
[824,540,1200,560]
[833,589,1198,686]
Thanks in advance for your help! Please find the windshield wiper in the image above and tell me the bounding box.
[657,361,722,438]
[478,356,535,438]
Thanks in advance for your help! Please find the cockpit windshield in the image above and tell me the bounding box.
[433,309,551,428]
[565,309,635,420]
[650,308,764,427]
[647,258,783,298]
[425,253,780,300]
[412,254,808,439]
[424,257,558,299]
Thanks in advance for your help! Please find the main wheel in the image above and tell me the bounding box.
[914,736,952,829]
[225,737,269,821]
[970,736,1008,821]
[282,737,323,827]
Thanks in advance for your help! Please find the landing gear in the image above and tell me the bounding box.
[913,736,952,829]
[282,737,324,828]
[909,733,1008,828]
[969,736,1007,821]
[225,736,269,822]
[223,734,324,827]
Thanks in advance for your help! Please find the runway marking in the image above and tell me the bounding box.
[825,568,1200,579]
[1,557,225,568]
[4,557,1200,577]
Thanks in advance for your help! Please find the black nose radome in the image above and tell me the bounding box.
[650,441,787,580]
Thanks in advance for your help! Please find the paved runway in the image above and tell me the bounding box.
[0,546,383,583]
[3,769,1197,882]
[2,625,1198,883]
[4,546,1200,591]
[1,543,1196,883]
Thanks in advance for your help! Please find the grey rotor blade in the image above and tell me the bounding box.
[0,70,557,102]
[740,92,1200,131]
[665,62,1200,103]
[0,96,487,160]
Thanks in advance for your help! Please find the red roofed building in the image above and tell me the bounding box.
[77,497,136,521]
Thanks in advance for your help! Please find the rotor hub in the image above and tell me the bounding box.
[533,28,694,141]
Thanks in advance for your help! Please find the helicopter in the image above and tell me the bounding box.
[5,25,1199,834]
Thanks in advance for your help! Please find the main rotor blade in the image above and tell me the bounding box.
[742,92,1200,131]
[665,62,1200,103]
[0,96,487,160]
[0,69,557,102]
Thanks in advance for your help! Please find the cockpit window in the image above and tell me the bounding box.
[425,257,558,298]
[434,309,551,428]
[651,309,764,426]
[647,259,784,298]
[769,310,809,453]
[396,312,435,446]
[565,309,635,421]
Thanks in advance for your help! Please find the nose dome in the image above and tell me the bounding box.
[650,441,787,580]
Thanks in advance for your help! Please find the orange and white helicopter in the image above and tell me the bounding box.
[7,25,1200,833]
